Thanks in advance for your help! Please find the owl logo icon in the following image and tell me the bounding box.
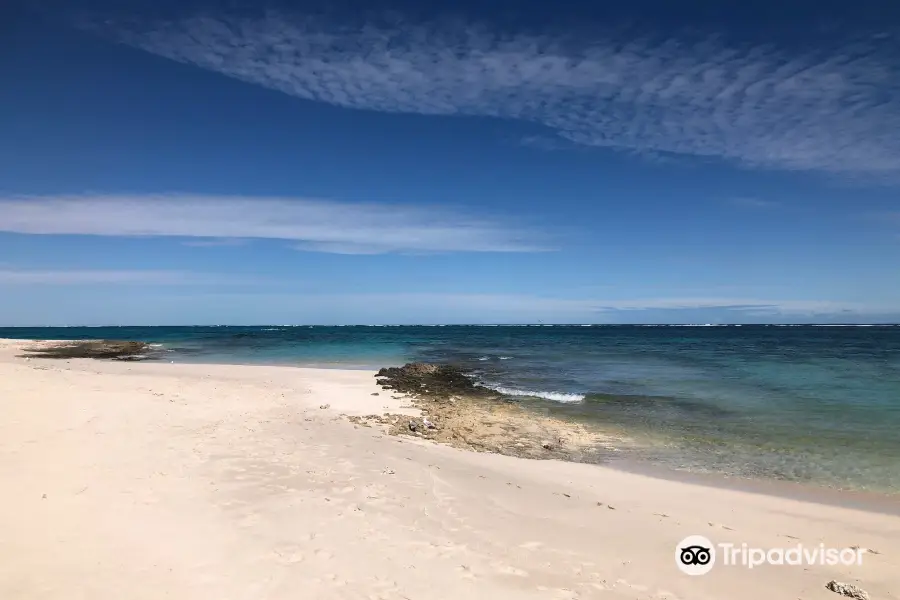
[676,535,716,575]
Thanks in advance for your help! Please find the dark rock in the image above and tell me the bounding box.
[374,363,493,400]
[20,340,158,361]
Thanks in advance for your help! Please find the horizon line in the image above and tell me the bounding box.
[1,323,898,328]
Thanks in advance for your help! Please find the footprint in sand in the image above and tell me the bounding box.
[619,580,649,592]
[367,575,403,598]
[850,544,881,555]
[456,565,477,580]
[323,573,347,587]
[238,513,261,528]
[537,587,579,599]
[492,563,529,577]
[416,541,468,559]
[271,547,305,564]
[519,541,544,550]
[313,548,334,560]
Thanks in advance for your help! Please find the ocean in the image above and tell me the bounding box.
[3,325,899,493]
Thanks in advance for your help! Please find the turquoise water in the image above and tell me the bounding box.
[4,325,899,492]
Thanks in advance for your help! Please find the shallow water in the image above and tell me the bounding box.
[4,325,898,492]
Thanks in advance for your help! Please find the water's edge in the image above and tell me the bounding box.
[5,326,899,495]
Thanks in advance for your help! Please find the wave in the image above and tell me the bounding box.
[499,356,514,360]
[479,384,584,403]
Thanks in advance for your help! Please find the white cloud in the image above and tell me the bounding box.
[165,292,898,318]
[592,297,875,315]
[234,293,600,318]
[3,287,896,324]
[518,135,578,151]
[180,238,248,247]
[292,242,404,255]
[82,12,900,177]
[340,294,879,317]
[0,194,547,253]
[0,269,246,285]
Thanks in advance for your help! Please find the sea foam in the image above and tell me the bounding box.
[480,384,584,403]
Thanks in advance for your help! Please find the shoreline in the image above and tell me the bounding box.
[6,338,899,509]
[2,338,899,598]
[609,458,900,516]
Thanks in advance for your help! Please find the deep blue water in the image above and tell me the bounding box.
[3,325,899,492]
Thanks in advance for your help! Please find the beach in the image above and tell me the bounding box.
[5,324,898,492]
[0,338,897,600]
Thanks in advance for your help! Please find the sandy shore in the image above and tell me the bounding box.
[0,339,897,600]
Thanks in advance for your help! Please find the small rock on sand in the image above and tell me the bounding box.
[826,580,869,600]
[319,404,330,409]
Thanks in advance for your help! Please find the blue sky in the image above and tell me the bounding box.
[1,0,899,325]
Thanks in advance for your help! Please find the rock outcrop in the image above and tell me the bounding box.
[367,363,623,462]
[20,340,158,361]
[375,363,495,400]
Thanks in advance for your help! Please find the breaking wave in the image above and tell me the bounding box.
[480,384,584,403]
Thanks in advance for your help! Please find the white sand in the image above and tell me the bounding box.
[0,339,897,600]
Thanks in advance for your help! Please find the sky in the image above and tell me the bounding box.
[1,0,900,325]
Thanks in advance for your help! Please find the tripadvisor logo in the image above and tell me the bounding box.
[676,535,716,576]
[676,535,865,575]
